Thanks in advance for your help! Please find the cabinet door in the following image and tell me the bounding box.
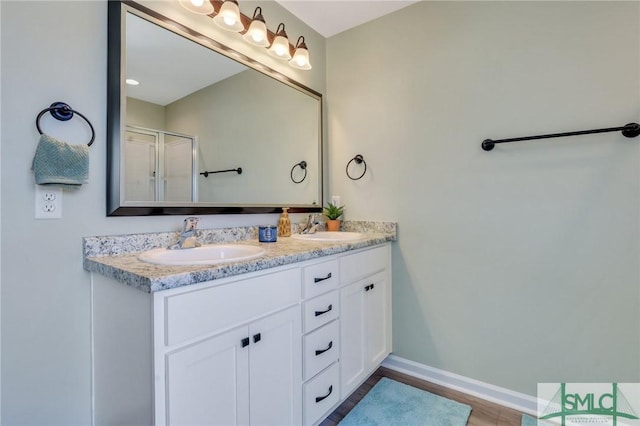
[340,280,367,397]
[166,326,250,426]
[249,306,302,426]
[365,271,389,368]
[340,271,390,398]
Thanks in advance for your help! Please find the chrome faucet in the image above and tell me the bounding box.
[299,214,319,234]
[169,217,201,249]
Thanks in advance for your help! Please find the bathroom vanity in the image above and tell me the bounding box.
[95,3,395,423]
[85,223,395,426]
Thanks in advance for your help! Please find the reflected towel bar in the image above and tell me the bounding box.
[290,161,307,184]
[200,168,242,177]
[481,122,640,151]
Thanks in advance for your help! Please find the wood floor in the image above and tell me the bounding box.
[320,367,526,426]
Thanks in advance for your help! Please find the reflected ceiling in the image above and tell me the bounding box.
[126,13,246,105]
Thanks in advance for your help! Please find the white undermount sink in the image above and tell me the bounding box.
[290,231,365,242]
[138,244,266,266]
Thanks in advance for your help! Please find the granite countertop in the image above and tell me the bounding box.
[83,221,396,293]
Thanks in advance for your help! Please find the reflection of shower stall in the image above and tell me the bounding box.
[124,125,197,202]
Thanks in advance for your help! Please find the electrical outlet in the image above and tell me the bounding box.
[43,191,56,201]
[35,186,62,219]
[331,195,341,206]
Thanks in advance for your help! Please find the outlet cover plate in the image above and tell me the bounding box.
[35,186,62,219]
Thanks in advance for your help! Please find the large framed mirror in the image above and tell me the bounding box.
[107,1,323,216]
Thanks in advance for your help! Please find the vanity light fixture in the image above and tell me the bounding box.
[289,36,312,70]
[213,0,244,32]
[268,23,292,60]
[178,1,311,70]
[242,7,269,47]
[178,0,214,15]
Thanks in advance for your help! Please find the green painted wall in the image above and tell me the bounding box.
[327,1,640,395]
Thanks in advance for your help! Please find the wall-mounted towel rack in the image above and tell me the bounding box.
[200,167,242,177]
[290,161,307,184]
[481,122,640,151]
[346,154,367,180]
[36,101,95,146]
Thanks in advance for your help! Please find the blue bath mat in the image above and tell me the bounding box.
[522,414,550,426]
[338,377,472,426]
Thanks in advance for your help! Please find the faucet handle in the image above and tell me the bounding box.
[183,216,199,231]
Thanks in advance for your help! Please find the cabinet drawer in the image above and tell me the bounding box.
[165,268,300,346]
[303,320,338,380]
[339,245,388,285]
[304,362,340,426]
[303,290,338,333]
[303,260,339,299]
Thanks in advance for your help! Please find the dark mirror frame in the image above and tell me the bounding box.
[107,1,323,216]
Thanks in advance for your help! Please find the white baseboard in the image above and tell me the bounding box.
[381,355,538,415]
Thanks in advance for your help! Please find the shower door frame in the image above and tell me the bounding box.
[124,125,198,203]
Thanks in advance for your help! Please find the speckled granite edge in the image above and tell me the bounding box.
[83,221,396,294]
[83,227,260,257]
[341,221,396,234]
[83,221,397,257]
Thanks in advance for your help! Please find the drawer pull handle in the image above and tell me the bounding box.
[253,333,261,343]
[314,304,333,317]
[241,337,250,348]
[314,273,332,283]
[315,385,333,403]
[315,341,333,356]
[365,284,374,291]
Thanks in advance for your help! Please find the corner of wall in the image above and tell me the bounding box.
[0,0,4,420]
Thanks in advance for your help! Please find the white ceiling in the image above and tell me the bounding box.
[274,0,420,38]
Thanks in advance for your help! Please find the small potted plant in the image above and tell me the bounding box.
[323,202,344,232]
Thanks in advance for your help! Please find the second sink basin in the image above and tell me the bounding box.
[291,231,365,242]
[138,244,266,266]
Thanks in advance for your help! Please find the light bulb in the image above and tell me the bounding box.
[178,0,213,14]
[268,23,291,60]
[213,1,244,32]
[289,36,312,70]
[243,9,270,48]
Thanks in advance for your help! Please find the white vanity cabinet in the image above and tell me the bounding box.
[301,260,341,425]
[154,268,302,426]
[91,242,392,426]
[339,246,392,398]
[301,245,392,425]
[164,306,301,426]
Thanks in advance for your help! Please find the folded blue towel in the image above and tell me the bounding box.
[32,133,89,188]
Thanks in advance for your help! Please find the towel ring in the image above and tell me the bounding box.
[346,154,367,180]
[36,102,95,147]
[290,160,307,184]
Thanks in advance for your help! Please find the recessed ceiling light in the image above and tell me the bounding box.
[126,79,140,86]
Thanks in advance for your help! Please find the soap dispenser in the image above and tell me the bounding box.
[278,207,291,237]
